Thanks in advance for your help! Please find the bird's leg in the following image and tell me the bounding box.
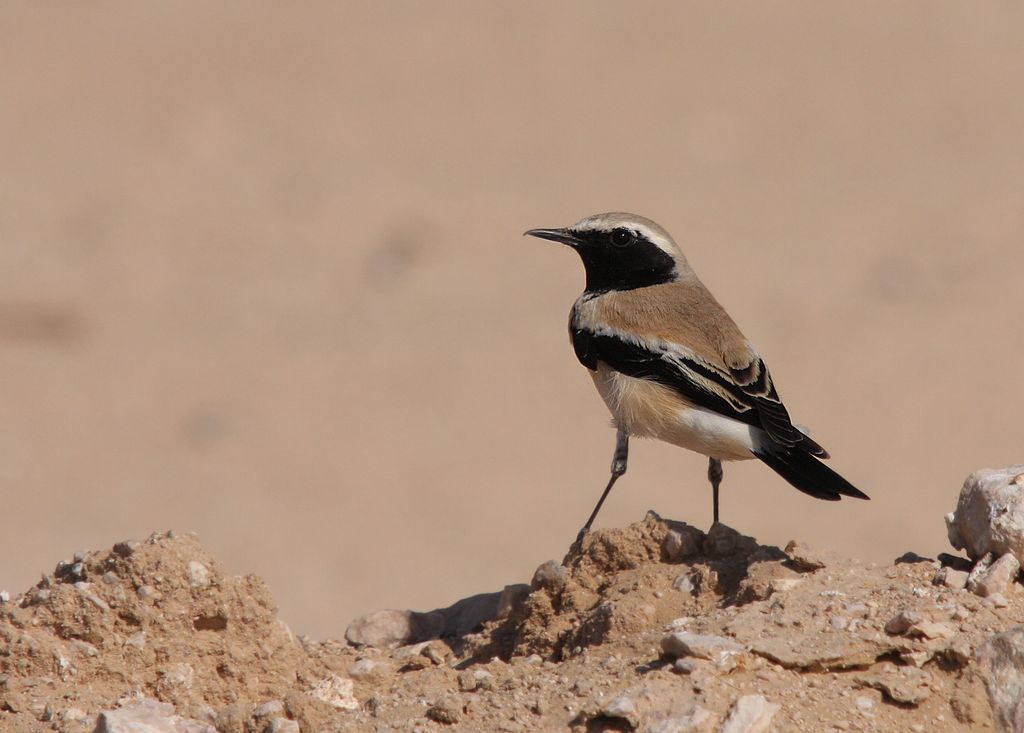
[708,457,723,525]
[574,427,629,547]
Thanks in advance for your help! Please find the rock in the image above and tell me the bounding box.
[748,632,887,671]
[673,658,699,674]
[531,561,568,591]
[645,706,712,733]
[768,578,803,593]
[663,525,704,561]
[112,540,140,557]
[855,663,932,705]
[673,574,695,594]
[946,465,1024,563]
[966,552,995,592]
[660,632,743,662]
[455,669,494,691]
[908,621,956,640]
[94,697,216,733]
[187,561,209,588]
[987,592,1010,608]
[784,540,826,571]
[934,566,969,590]
[977,627,1024,733]
[252,700,284,718]
[426,698,463,724]
[307,674,358,711]
[266,719,299,733]
[969,553,1021,598]
[347,658,392,680]
[884,610,923,635]
[720,695,779,733]
[602,696,637,724]
[344,609,443,648]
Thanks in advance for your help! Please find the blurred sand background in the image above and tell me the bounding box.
[1,3,1022,639]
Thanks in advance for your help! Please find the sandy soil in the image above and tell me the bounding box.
[2,3,1024,639]
[1,519,1018,731]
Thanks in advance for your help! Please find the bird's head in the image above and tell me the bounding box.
[525,212,686,294]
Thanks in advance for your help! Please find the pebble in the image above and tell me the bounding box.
[31,588,51,604]
[673,658,699,674]
[253,700,284,718]
[663,526,703,561]
[884,610,922,636]
[970,552,1020,598]
[267,719,300,733]
[188,561,210,588]
[137,585,161,600]
[349,658,391,680]
[673,574,695,593]
[661,632,744,661]
[854,696,873,711]
[830,615,849,630]
[94,697,215,733]
[112,540,140,557]
[769,578,803,593]
[935,567,969,590]
[426,699,463,725]
[986,592,1009,608]
[721,694,780,733]
[646,706,712,733]
[307,674,359,711]
[908,621,956,640]
[602,697,636,719]
[531,560,568,591]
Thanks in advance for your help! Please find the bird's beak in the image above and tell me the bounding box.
[524,227,581,247]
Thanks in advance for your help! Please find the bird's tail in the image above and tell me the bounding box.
[754,447,869,501]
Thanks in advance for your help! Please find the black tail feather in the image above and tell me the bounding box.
[754,448,869,501]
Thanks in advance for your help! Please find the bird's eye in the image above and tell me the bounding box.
[610,229,635,247]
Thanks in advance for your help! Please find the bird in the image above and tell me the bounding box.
[525,212,868,542]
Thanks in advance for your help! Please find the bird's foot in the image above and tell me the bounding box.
[569,526,590,554]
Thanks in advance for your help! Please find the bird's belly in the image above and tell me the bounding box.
[590,364,756,461]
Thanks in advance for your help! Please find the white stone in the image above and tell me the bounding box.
[94,697,216,733]
[645,706,712,733]
[721,695,780,733]
[970,553,1021,598]
[946,465,1024,564]
[188,561,210,588]
[661,632,743,661]
[267,718,300,733]
[307,673,359,711]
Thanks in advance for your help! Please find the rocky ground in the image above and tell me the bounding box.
[1,511,1023,733]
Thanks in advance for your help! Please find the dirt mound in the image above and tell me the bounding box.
[2,519,1022,732]
[470,514,793,661]
[0,532,357,732]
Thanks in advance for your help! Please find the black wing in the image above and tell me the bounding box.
[570,325,820,453]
